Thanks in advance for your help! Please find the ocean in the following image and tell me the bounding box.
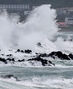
[0,66,73,89]
[0,4,73,89]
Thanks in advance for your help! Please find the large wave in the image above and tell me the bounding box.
[0,5,58,53]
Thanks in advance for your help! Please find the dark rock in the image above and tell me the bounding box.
[39,53,48,57]
[25,49,32,54]
[0,58,7,64]
[61,54,70,60]
[21,50,24,53]
[48,60,55,66]
[7,58,15,62]
[3,74,14,78]
[48,51,70,60]
[48,52,56,59]
[12,58,15,62]
[7,58,15,64]
[16,49,25,53]
[18,59,25,62]
[49,51,62,58]
[6,54,12,57]
[69,54,73,59]
[17,49,21,52]
[37,42,42,47]
[28,56,55,66]
[1,74,19,81]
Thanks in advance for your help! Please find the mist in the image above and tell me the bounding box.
[0,5,58,53]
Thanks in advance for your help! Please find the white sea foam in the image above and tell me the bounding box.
[55,37,73,53]
[0,4,73,89]
[0,4,73,54]
[0,4,58,53]
[0,77,73,89]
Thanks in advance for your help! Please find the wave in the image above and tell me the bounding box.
[0,4,58,54]
[0,77,73,89]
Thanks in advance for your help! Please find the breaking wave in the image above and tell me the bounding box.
[0,4,58,53]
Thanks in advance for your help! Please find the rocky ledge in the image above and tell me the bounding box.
[0,49,73,66]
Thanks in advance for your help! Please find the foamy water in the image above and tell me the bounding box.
[0,5,58,53]
[0,4,73,89]
[0,66,73,89]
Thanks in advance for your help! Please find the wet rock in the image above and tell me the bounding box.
[48,60,55,66]
[2,74,14,78]
[16,49,25,53]
[17,49,21,52]
[1,74,20,81]
[18,59,25,62]
[7,58,15,62]
[39,53,48,57]
[6,54,12,57]
[0,57,7,64]
[25,49,32,54]
[49,51,62,58]
[48,51,70,60]
[69,54,73,59]
[61,54,70,60]
[28,56,55,66]
[21,50,25,53]
[37,42,42,47]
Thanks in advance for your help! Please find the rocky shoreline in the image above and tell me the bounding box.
[0,49,73,66]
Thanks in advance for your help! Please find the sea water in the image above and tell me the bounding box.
[0,66,73,89]
[0,4,73,89]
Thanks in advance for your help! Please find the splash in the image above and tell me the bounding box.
[0,5,58,53]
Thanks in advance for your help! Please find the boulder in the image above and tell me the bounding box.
[25,49,32,54]
[18,59,25,62]
[0,57,7,64]
[48,51,70,60]
[7,58,15,62]
[69,54,73,59]
[17,49,21,52]
[28,56,55,66]
[6,54,12,57]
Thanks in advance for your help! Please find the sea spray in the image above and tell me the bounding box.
[0,5,58,53]
[15,4,59,53]
[0,12,19,52]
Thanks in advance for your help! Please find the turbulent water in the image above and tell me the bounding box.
[0,4,58,52]
[0,4,73,89]
[0,66,73,89]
